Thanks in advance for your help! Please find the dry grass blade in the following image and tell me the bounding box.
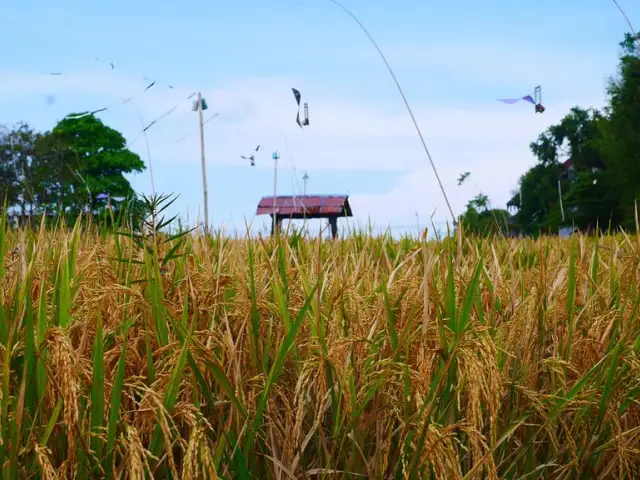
[0,222,638,478]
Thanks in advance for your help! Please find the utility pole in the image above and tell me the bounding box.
[195,92,209,233]
[519,189,522,210]
[557,179,565,223]
[415,211,420,236]
[302,171,310,233]
[272,151,280,235]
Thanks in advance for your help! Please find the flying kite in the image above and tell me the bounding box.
[240,145,261,166]
[94,58,115,69]
[498,85,545,113]
[66,107,109,119]
[457,172,470,186]
[292,88,310,128]
[241,154,256,166]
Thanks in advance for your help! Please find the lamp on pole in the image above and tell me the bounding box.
[192,92,209,233]
[272,151,280,235]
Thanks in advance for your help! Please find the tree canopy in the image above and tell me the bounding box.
[0,122,42,214]
[459,193,513,237]
[465,32,640,237]
[0,114,145,219]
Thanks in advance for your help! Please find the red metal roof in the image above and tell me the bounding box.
[256,195,353,218]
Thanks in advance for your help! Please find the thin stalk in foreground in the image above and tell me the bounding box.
[129,100,156,196]
[326,0,456,222]
[610,0,640,55]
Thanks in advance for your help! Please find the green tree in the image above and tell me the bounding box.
[508,163,564,235]
[0,122,42,215]
[532,107,610,231]
[35,113,145,216]
[596,33,640,229]
[508,32,640,234]
[459,193,513,236]
[0,126,19,208]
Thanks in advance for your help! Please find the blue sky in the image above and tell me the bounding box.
[1,0,638,236]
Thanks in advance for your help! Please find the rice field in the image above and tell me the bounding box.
[2,212,640,479]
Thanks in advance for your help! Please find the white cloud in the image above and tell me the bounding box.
[325,39,617,93]
[344,100,607,229]
[0,41,613,232]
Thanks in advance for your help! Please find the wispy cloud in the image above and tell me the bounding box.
[0,33,614,232]
[314,39,618,95]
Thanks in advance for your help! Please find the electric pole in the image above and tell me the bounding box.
[519,189,522,210]
[272,151,280,235]
[302,171,310,232]
[195,92,209,233]
[558,179,565,223]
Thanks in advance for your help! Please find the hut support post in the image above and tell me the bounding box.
[329,216,338,239]
[271,215,282,236]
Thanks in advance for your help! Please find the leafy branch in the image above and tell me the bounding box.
[117,192,195,272]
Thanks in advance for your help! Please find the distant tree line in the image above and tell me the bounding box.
[0,113,145,223]
[460,33,640,236]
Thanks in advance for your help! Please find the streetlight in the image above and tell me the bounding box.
[192,93,209,233]
[272,151,280,235]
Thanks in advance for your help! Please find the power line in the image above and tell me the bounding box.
[280,128,304,196]
[34,56,198,146]
[128,100,156,195]
[176,112,220,143]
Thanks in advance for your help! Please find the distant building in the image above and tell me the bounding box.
[562,157,600,181]
[256,195,353,239]
[562,158,576,181]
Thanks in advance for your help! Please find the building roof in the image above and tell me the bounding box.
[256,195,353,219]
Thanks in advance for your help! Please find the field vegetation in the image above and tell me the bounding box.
[0,10,638,480]
[2,200,640,479]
